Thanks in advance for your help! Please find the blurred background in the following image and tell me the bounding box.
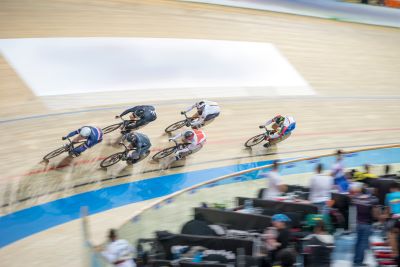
[0,0,399,266]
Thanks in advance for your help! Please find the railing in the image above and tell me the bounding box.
[85,144,400,266]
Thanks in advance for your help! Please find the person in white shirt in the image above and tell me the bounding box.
[101,229,136,267]
[309,163,333,214]
[263,161,287,199]
[331,149,349,192]
[182,100,220,128]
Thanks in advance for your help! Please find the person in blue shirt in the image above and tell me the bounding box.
[115,105,157,132]
[122,132,151,162]
[385,183,400,262]
[62,126,103,156]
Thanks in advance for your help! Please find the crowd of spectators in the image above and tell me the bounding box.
[96,149,399,267]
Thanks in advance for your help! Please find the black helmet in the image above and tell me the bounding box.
[184,131,194,140]
[135,109,145,117]
[126,133,137,143]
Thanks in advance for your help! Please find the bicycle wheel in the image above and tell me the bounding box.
[102,123,123,134]
[244,133,266,148]
[164,120,187,134]
[100,152,124,168]
[43,146,68,160]
[128,150,150,165]
[152,146,176,161]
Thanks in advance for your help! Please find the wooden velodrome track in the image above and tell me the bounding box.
[0,0,400,266]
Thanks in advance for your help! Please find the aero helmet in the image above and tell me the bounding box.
[80,127,92,137]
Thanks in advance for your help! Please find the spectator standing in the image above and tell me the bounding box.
[309,163,333,214]
[381,165,396,178]
[351,184,379,267]
[267,214,291,264]
[385,183,400,262]
[331,150,349,193]
[101,229,136,267]
[263,161,287,200]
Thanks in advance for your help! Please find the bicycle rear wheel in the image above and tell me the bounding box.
[128,150,150,165]
[43,146,68,160]
[244,133,266,147]
[164,120,187,134]
[152,146,176,161]
[100,152,124,168]
[102,122,123,134]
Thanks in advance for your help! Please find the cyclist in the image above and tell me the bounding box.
[260,115,296,147]
[62,126,103,156]
[182,100,220,128]
[116,105,157,132]
[169,129,207,160]
[122,132,151,162]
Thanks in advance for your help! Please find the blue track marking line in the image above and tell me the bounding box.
[1,147,399,248]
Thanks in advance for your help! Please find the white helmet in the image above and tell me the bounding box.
[196,101,206,110]
[80,127,91,137]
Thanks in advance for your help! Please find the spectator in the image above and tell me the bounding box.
[309,163,333,214]
[303,221,334,267]
[268,214,291,264]
[276,248,297,267]
[381,165,396,178]
[353,164,377,185]
[385,182,400,261]
[263,161,287,199]
[331,150,349,192]
[101,229,136,267]
[351,184,379,267]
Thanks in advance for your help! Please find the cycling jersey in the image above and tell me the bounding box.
[171,129,206,155]
[120,105,157,129]
[265,116,296,138]
[123,132,151,160]
[185,101,220,127]
[66,126,103,154]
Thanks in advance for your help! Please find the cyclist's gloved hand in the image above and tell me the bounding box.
[62,136,67,140]
[259,125,264,129]
[180,111,186,115]
[168,138,174,142]
[115,115,120,119]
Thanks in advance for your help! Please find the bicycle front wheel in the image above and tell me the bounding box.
[100,152,124,168]
[152,146,176,161]
[43,146,68,160]
[164,120,187,134]
[102,123,123,134]
[244,133,265,148]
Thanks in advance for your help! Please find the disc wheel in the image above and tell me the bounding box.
[128,150,150,165]
[100,152,124,168]
[102,123,123,134]
[43,146,68,160]
[164,120,187,134]
[244,133,266,148]
[152,146,177,161]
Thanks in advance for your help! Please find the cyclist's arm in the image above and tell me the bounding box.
[119,107,136,117]
[184,104,196,113]
[66,129,79,138]
[170,132,183,141]
[264,119,273,127]
[279,126,288,136]
[73,136,97,154]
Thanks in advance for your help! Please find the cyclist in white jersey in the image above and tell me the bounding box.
[260,115,296,147]
[182,100,220,128]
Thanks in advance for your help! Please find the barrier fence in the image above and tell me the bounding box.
[82,144,400,267]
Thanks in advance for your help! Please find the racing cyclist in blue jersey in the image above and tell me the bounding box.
[115,105,157,132]
[122,132,152,162]
[260,115,296,148]
[62,126,103,156]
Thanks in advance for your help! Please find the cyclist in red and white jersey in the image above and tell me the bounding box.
[169,129,207,160]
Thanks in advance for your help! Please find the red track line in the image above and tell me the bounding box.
[2,127,400,181]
